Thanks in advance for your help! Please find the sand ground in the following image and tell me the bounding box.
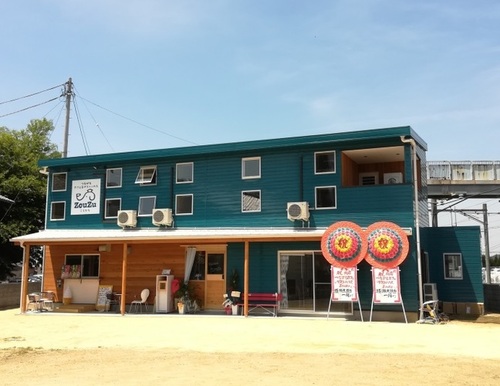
[1,309,499,386]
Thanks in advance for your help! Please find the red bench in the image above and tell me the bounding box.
[238,293,283,317]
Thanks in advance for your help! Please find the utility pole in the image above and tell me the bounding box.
[482,203,492,284]
[455,204,492,284]
[62,77,73,158]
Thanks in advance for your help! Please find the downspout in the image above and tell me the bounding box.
[400,136,424,313]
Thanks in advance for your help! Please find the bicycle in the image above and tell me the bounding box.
[416,300,450,324]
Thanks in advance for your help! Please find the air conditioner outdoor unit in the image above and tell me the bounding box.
[383,172,403,184]
[287,202,310,221]
[117,210,137,228]
[423,283,438,302]
[152,208,173,226]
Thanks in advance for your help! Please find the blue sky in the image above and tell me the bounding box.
[2,1,500,253]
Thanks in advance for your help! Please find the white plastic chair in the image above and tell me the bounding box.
[130,289,150,313]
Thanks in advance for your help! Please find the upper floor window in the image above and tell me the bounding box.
[315,186,337,209]
[135,166,157,185]
[242,157,261,179]
[315,151,336,174]
[242,190,261,212]
[52,172,67,192]
[106,168,122,188]
[176,194,193,215]
[176,162,194,183]
[50,201,66,220]
[138,196,156,216]
[105,198,121,219]
[444,253,463,280]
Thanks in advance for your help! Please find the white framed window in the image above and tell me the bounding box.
[135,166,157,185]
[315,151,336,174]
[65,254,100,278]
[105,198,121,219]
[444,253,463,280]
[50,201,66,220]
[242,190,261,212]
[106,168,122,188]
[52,172,67,192]
[242,157,261,179]
[315,186,337,209]
[176,162,194,183]
[138,196,156,216]
[176,194,193,215]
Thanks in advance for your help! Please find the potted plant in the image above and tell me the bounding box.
[222,269,241,315]
[174,281,193,314]
[222,290,241,315]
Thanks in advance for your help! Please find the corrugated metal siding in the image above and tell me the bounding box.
[421,226,483,303]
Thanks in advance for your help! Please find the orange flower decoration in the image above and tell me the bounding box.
[321,221,367,267]
[365,221,409,269]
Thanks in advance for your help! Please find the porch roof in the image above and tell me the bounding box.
[11,226,413,245]
[10,227,328,245]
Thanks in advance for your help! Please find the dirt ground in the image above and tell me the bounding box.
[1,309,499,386]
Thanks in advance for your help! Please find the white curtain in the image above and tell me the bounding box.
[184,247,196,284]
[279,255,289,308]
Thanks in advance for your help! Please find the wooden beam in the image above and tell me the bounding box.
[120,243,128,315]
[20,243,30,313]
[243,241,249,317]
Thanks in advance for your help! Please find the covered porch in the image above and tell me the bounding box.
[12,228,325,317]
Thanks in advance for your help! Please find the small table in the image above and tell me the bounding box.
[107,293,122,312]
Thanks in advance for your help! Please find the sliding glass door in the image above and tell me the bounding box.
[279,251,351,314]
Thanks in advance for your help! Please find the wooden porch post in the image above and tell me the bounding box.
[19,243,30,313]
[243,241,249,317]
[120,242,128,315]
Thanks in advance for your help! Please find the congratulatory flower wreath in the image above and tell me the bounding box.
[321,221,409,269]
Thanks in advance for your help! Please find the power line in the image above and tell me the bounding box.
[73,89,114,153]
[0,97,59,118]
[75,93,199,146]
[72,96,91,155]
[0,83,64,105]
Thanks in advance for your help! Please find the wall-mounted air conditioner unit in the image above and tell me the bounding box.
[359,172,379,186]
[287,202,310,221]
[383,172,403,184]
[152,208,173,226]
[423,283,438,302]
[117,210,137,228]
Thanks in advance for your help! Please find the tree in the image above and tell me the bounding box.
[0,118,61,279]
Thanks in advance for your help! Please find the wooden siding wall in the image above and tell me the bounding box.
[341,153,358,186]
[421,226,483,303]
[44,243,186,304]
[357,161,405,185]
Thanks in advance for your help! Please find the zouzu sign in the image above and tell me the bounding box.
[321,221,409,269]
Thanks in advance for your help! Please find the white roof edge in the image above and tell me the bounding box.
[11,226,413,244]
[10,228,327,244]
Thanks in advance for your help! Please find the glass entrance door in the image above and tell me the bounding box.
[279,251,351,314]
